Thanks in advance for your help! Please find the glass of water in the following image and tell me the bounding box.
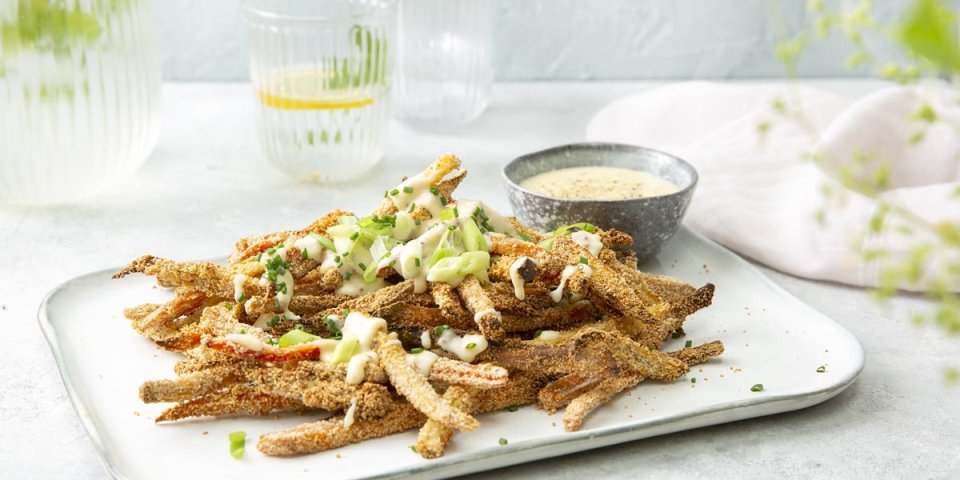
[0,0,161,205]
[394,0,495,128]
[243,0,396,183]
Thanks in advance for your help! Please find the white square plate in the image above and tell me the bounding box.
[39,227,863,480]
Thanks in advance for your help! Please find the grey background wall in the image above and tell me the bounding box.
[153,0,915,81]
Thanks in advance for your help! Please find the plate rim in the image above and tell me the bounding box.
[37,226,865,480]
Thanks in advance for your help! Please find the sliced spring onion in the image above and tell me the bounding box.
[461,217,489,252]
[310,233,337,253]
[331,335,359,364]
[327,224,357,238]
[278,329,319,347]
[439,207,457,222]
[229,431,246,459]
[362,259,380,283]
[537,222,598,249]
[370,235,397,264]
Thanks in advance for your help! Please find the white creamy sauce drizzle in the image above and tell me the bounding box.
[437,330,488,363]
[549,265,578,303]
[293,234,326,261]
[346,351,378,385]
[406,350,440,375]
[389,171,446,216]
[536,330,561,343]
[313,312,387,385]
[343,398,358,428]
[312,338,340,364]
[337,275,387,297]
[549,263,593,303]
[570,230,603,256]
[509,257,532,300]
[232,274,247,301]
[420,331,432,349]
[253,313,277,329]
[259,246,300,320]
[224,333,265,352]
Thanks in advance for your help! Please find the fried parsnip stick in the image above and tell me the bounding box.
[376,335,479,431]
[123,303,162,322]
[156,385,304,423]
[431,282,470,325]
[135,289,206,340]
[416,386,472,459]
[501,301,598,333]
[258,397,425,456]
[668,340,725,366]
[230,209,351,264]
[140,366,238,403]
[373,154,462,216]
[456,275,505,341]
[429,357,508,389]
[563,374,643,432]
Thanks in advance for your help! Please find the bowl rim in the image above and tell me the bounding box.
[502,142,699,205]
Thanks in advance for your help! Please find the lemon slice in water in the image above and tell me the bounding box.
[256,68,375,110]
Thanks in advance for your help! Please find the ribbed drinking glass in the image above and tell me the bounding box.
[0,0,162,205]
[394,0,494,128]
[243,0,396,183]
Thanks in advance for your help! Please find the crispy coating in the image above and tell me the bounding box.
[562,374,643,432]
[258,396,424,456]
[431,282,470,325]
[429,357,508,389]
[156,385,304,423]
[377,335,479,431]
[119,157,728,458]
[456,275,505,341]
[416,386,472,459]
[140,366,237,403]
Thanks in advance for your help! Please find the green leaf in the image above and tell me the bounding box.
[897,0,960,72]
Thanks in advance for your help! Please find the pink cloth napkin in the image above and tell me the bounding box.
[586,81,960,290]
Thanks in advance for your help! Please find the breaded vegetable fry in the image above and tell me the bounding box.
[416,386,472,459]
[117,157,725,459]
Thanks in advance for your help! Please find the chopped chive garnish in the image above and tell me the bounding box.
[684,340,693,348]
[507,405,519,412]
[239,329,246,334]
[414,257,421,267]
[433,325,451,336]
[439,196,447,206]
[302,248,309,260]
[466,342,477,349]
[224,303,233,310]
[410,347,424,354]
[453,207,459,218]
[751,384,764,392]
[384,190,388,198]
[534,330,543,338]
[409,445,417,453]
[415,219,422,225]
[236,293,246,303]
[691,377,696,383]
[267,315,280,327]
[256,252,263,262]
[358,263,367,271]
[429,186,440,196]
[349,232,359,241]
[274,298,281,309]
[579,256,588,264]
[403,186,414,193]
[334,255,341,263]
[816,366,826,373]
[408,202,416,213]
[343,271,352,280]
[390,188,400,196]
[671,331,683,339]
[498,438,508,446]
[449,225,457,231]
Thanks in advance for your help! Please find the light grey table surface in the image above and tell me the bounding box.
[1,80,956,480]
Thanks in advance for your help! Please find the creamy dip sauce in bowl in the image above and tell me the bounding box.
[503,143,698,262]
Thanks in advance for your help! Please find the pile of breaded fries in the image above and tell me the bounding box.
[116,155,722,459]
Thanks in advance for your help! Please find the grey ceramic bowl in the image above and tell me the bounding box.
[503,142,698,262]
